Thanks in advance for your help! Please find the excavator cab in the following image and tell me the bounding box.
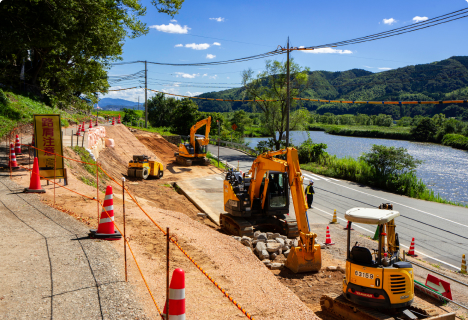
[342,206,414,309]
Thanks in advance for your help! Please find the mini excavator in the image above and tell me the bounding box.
[220,147,322,273]
[320,204,446,320]
[175,116,211,166]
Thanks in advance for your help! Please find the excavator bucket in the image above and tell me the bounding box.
[285,244,322,273]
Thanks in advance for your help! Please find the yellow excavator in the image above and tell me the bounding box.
[320,204,442,320]
[175,116,211,166]
[221,147,321,273]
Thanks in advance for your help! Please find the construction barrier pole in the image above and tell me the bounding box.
[54,154,56,205]
[71,130,74,148]
[123,177,127,282]
[166,227,170,320]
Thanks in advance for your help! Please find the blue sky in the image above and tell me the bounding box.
[102,0,468,103]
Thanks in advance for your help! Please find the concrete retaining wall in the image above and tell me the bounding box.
[163,135,181,146]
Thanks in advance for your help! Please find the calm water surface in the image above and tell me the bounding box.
[245,131,468,204]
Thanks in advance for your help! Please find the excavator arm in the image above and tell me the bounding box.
[190,116,211,148]
[249,148,321,273]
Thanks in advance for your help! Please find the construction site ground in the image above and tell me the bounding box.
[1,124,467,319]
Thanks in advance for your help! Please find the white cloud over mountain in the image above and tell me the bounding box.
[150,23,190,34]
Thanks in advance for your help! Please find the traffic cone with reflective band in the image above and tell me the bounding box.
[77,125,81,136]
[344,221,354,230]
[407,237,417,257]
[462,254,467,274]
[15,135,22,154]
[9,144,19,169]
[89,185,122,240]
[81,122,85,133]
[162,268,186,320]
[24,157,45,193]
[117,115,121,124]
[112,117,115,125]
[325,226,335,245]
[330,209,338,224]
[89,119,93,129]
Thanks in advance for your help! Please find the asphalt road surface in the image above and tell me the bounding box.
[211,145,468,272]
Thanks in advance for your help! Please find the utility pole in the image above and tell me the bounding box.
[285,37,290,148]
[145,60,148,128]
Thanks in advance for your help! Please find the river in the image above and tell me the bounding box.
[244,131,468,204]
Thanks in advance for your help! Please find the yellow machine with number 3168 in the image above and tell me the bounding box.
[321,204,422,320]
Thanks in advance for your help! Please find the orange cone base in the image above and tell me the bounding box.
[24,187,46,193]
[88,229,122,241]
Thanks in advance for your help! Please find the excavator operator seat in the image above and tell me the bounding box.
[184,143,195,154]
[269,172,288,208]
[350,246,374,266]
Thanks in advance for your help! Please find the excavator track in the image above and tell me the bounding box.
[320,293,452,320]
[220,214,254,237]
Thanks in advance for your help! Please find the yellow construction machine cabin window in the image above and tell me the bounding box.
[269,173,288,208]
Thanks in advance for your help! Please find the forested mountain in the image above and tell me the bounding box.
[194,56,468,119]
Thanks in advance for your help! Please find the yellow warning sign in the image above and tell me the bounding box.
[33,114,64,179]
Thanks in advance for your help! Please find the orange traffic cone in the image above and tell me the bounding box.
[407,237,417,257]
[24,157,45,193]
[89,119,93,129]
[81,122,85,133]
[325,226,335,245]
[9,143,19,169]
[77,125,81,136]
[89,186,122,240]
[162,268,186,320]
[343,221,354,230]
[112,117,115,125]
[117,115,121,124]
[15,134,22,155]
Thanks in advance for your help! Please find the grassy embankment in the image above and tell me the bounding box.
[441,134,468,150]
[206,151,229,170]
[300,157,466,207]
[308,123,413,140]
[0,89,87,139]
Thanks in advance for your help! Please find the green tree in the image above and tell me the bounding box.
[242,59,310,150]
[170,99,199,135]
[0,0,184,109]
[360,145,422,178]
[123,108,139,124]
[411,118,437,141]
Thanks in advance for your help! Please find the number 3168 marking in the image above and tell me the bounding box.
[355,270,374,279]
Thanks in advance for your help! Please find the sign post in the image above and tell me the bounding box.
[33,114,65,180]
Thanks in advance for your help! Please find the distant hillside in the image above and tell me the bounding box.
[95,98,139,110]
[194,56,468,119]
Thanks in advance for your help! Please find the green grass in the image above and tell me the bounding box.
[79,176,97,188]
[207,151,229,170]
[161,183,172,188]
[92,110,144,117]
[309,124,412,140]
[441,133,468,150]
[72,146,108,183]
[127,125,176,136]
[0,89,86,139]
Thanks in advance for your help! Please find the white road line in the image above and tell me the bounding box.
[303,173,320,181]
[330,178,340,181]
[310,173,329,181]
[311,205,459,270]
[323,180,468,229]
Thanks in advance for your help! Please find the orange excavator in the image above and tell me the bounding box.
[175,116,211,166]
[220,147,321,273]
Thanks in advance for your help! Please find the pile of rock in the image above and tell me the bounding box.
[232,231,299,270]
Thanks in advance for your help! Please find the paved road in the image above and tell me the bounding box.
[210,145,468,272]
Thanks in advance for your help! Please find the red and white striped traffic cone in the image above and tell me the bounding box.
[407,237,417,257]
[95,117,99,127]
[77,125,81,136]
[15,134,22,155]
[117,115,121,124]
[89,119,93,129]
[112,117,115,125]
[9,143,19,169]
[89,186,122,240]
[343,221,354,230]
[325,226,335,245]
[81,122,85,133]
[163,268,186,320]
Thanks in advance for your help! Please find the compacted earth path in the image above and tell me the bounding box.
[0,173,148,320]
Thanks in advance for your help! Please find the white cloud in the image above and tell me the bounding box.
[185,43,210,50]
[378,67,392,70]
[206,54,216,59]
[212,42,221,46]
[170,19,177,22]
[209,75,218,79]
[150,23,190,34]
[186,91,203,97]
[413,16,428,23]
[209,17,225,22]
[174,44,183,47]
[174,72,200,79]
[202,74,208,77]
[364,66,374,68]
[382,18,397,25]
[299,46,352,54]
